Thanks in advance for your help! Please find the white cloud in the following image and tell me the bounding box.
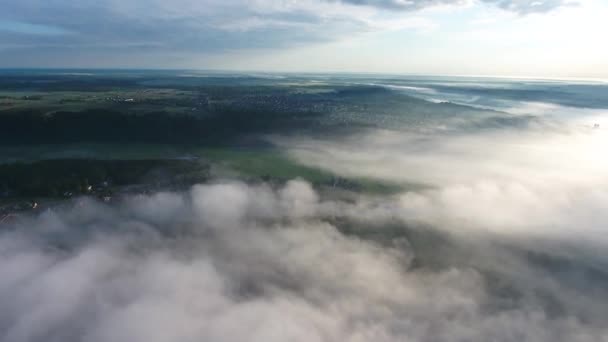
[2,179,607,341]
[279,109,608,246]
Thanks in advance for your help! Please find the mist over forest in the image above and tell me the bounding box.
[1,71,608,342]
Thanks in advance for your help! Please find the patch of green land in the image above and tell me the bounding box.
[198,148,418,194]
[0,143,419,196]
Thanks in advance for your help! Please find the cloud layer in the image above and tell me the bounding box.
[283,115,608,244]
[1,172,607,341]
[0,0,580,67]
[331,0,575,13]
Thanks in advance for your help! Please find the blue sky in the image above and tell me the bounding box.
[1,0,606,78]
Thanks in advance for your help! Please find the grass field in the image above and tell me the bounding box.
[0,143,415,196]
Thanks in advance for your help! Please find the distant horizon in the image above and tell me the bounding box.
[1,67,606,83]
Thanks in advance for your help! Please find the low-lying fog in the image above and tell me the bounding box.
[2,97,608,342]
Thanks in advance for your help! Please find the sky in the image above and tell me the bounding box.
[1,0,607,78]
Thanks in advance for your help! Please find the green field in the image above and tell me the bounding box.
[0,143,418,199]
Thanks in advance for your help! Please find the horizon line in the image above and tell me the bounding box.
[0,67,606,83]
